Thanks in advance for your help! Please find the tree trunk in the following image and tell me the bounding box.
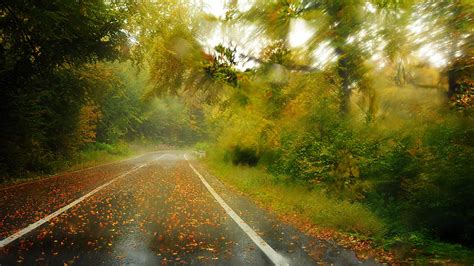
[336,47,351,114]
[447,68,458,99]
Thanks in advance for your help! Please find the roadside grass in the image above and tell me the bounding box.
[0,141,192,186]
[421,241,474,263]
[202,149,386,238]
[0,142,136,186]
[202,148,474,264]
[65,142,133,171]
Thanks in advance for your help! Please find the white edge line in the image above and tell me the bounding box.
[0,154,166,248]
[184,154,289,266]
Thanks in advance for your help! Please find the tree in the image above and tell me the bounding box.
[439,1,473,100]
[246,0,372,114]
[0,0,127,176]
[322,0,366,114]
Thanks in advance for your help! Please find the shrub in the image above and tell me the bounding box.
[403,121,474,245]
[230,145,260,166]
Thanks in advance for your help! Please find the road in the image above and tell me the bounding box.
[0,151,379,265]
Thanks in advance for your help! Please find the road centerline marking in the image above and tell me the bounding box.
[0,154,166,248]
[184,154,289,266]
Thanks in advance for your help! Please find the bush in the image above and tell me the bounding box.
[230,145,259,166]
[194,142,210,152]
[404,121,474,245]
[88,142,130,155]
[362,118,474,246]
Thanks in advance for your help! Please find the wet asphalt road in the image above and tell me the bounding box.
[0,151,379,265]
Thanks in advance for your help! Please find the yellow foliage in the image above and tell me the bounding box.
[217,105,277,152]
[77,104,102,145]
[280,72,339,129]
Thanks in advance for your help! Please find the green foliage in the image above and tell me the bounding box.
[358,117,474,245]
[87,142,130,156]
[0,0,127,177]
[260,40,292,66]
[194,142,210,151]
[77,62,146,144]
[202,44,239,87]
[138,97,202,145]
[405,121,474,244]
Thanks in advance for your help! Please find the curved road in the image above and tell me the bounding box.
[0,151,379,265]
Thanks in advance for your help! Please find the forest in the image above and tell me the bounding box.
[0,0,473,263]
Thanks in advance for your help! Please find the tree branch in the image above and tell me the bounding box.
[0,0,39,57]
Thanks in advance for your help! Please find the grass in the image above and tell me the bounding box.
[65,142,134,171]
[383,233,474,264]
[0,142,138,186]
[0,141,195,186]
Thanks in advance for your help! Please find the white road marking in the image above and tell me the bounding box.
[184,154,289,266]
[0,154,166,248]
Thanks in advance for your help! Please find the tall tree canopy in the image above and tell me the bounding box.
[0,0,127,174]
